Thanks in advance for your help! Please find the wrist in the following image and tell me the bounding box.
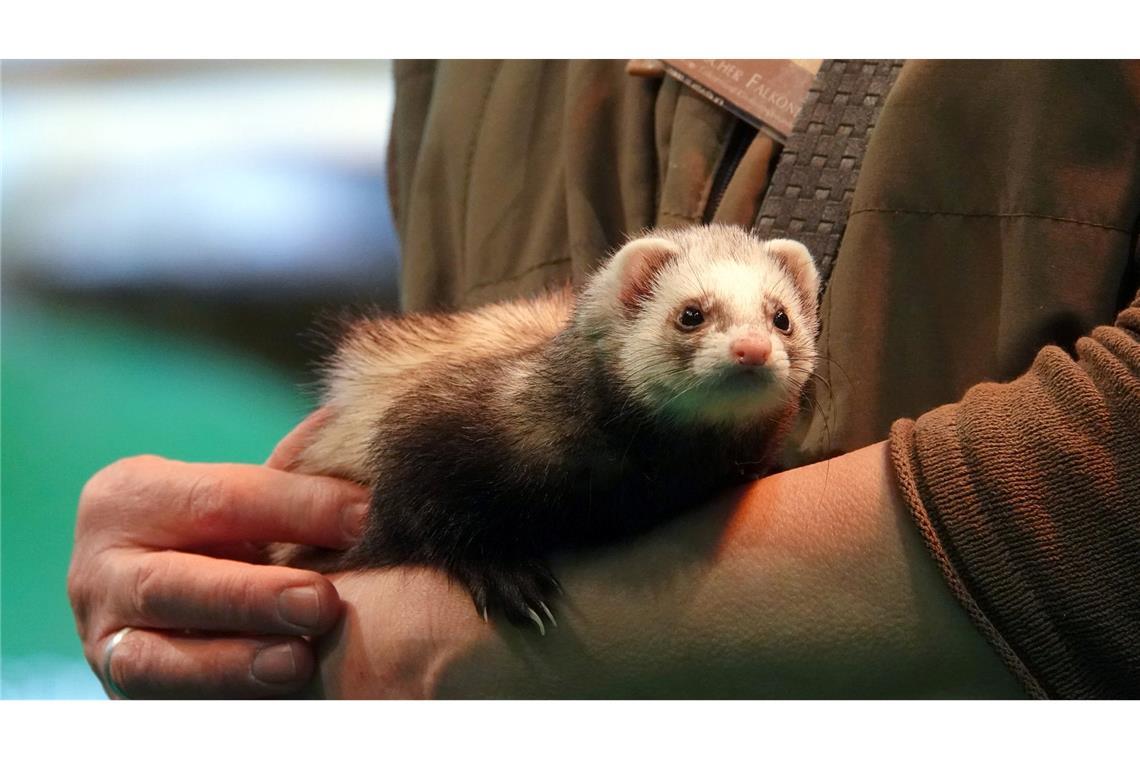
[309,567,493,699]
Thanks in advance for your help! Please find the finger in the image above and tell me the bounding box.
[195,540,267,564]
[103,628,315,699]
[120,550,342,635]
[105,458,369,548]
[265,408,333,471]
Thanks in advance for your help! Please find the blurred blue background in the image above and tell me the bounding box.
[1,60,400,697]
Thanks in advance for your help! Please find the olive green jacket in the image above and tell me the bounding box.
[389,60,1140,697]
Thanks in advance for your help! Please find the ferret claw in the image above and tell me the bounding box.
[525,607,546,636]
[538,601,557,627]
[481,605,489,622]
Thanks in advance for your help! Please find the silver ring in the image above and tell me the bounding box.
[101,626,134,699]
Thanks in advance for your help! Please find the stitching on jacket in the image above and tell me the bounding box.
[849,207,1130,233]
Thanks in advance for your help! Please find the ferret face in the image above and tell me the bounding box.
[581,226,820,428]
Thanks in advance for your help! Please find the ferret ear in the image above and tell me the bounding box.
[611,236,681,312]
[764,239,820,303]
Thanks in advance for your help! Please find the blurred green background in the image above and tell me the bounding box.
[1,60,400,697]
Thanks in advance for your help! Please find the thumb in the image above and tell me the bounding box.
[266,408,334,471]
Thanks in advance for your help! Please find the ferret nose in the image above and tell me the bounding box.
[730,335,771,366]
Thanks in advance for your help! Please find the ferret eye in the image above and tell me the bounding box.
[678,306,705,329]
[773,309,791,333]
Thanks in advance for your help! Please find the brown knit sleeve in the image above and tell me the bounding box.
[889,290,1140,699]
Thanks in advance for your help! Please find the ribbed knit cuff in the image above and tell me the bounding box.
[889,415,1049,699]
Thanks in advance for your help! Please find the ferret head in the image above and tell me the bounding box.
[578,225,820,429]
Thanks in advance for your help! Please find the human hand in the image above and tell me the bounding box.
[68,413,370,699]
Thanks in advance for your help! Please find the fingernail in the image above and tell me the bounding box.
[342,500,370,540]
[278,586,322,629]
[252,642,299,684]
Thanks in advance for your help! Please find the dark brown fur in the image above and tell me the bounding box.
[339,327,796,628]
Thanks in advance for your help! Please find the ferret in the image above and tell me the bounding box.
[289,225,820,633]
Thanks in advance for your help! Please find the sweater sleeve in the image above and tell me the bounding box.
[889,289,1140,699]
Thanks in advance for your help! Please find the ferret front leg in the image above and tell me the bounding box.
[450,558,561,635]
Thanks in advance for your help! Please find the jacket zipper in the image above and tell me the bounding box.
[703,120,756,222]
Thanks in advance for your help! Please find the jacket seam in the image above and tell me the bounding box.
[849,207,1130,233]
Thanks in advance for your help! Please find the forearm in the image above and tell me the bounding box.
[313,442,1023,698]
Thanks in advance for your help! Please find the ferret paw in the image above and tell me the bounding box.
[456,561,561,635]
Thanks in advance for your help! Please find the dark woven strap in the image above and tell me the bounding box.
[753,60,905,286]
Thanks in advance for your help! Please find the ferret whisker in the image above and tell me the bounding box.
[806,369,834,398]
[817,356,854,392]
[802,391,834,512]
